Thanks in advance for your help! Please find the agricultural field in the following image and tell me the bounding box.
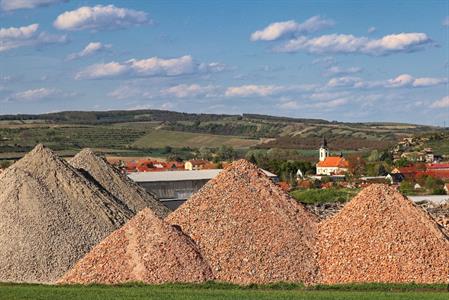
[0,109,445,162]
[0,283,447,300]
[132,129,259,149]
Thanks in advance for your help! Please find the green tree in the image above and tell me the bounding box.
[367,150,380,162]
[396,157,409,167]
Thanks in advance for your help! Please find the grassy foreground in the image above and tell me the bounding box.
[0,282,447,300]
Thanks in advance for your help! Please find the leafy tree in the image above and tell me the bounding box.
[347,155,366,177]
[424,176,444,191]
[395,157,409,167]
[399,180,414,195]
[248,153,257,164]
[367,150,380,162]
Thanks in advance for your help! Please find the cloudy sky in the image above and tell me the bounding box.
[1,0,448,124]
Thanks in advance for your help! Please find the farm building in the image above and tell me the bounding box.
[128,168,278,210]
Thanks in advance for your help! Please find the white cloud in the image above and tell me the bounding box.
[250,16,334,41]
[225,85,284,97]
[54,5,149,31]
[308,98,348,109]
[443,16,449,27]
[387,74,447,88]
[76,55,224,79]
[108,85,141,100]
[279,100,299,109]
[14,88,55,101]
[6,87,76,102]
[327,76,364,88]
[75,62,128,79]
[431,96,449,108]
[275,32,432,56]
[67,42,111,60]
[0,0,65,11]
[160,84,219,98]
[327,74,447,89]
[367,26,377,34]
[0,23,67,52]
[325,65,362,76]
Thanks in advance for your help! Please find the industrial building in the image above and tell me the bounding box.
[128,169,277,210]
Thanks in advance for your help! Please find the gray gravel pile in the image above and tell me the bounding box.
[167,159,318,285]
[0,144,133,283]
[70,148,170,218]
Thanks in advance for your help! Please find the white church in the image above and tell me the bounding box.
[316,138,349,176]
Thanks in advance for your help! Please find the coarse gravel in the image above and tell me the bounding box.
[167,159,319,285]
[59,208,214,284]
[0,144,134,283]
[70,148,170,218]
[318,184,449,284]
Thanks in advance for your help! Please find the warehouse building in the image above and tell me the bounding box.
[128,169,277,210]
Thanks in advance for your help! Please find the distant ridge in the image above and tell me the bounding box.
[0,108,435,127]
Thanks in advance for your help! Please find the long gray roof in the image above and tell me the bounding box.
[128,168,277,183]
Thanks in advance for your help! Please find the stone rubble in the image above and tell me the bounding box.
[167,159,319,285]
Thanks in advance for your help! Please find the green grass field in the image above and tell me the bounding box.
[290,188,359,204]
[132,129,259,149]
[0,283,447,300]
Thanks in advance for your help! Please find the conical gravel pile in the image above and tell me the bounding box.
[167,159,318,285]
[70,148,170,218]
[59,208,214,284]
[318,184,449,284]
[0,144,134,283]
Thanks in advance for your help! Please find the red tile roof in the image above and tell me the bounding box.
[426,163,449,170]
[316,156,349,168]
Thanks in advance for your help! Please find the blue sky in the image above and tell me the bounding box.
[0,0,448,124]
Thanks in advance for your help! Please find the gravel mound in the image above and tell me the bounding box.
[318,184,449,284]
[0,144,134,283]
[59,208,213,284]
[167,159,318,285]
[70,149,170,218]
[417,201,449,237]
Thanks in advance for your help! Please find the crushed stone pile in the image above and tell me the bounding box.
[305,202,345,221]
[70,148,170,218]
[167,159,318,285]
[318,184,449,284]
[0,144,134,283]
[59,208,213,284]
[417,200,449,237]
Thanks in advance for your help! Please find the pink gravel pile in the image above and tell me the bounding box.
[318,184,449,284]
[167,159,318,285]
[59,208,213,284]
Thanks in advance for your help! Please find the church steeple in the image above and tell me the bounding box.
[321,137,328,148]
[319,137,329,162]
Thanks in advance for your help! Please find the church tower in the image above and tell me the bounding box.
[319,137,329,162]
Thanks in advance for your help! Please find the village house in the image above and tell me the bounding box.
[315,138,349,176]
[184,159,209,171]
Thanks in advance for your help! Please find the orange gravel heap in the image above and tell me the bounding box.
[167,159,318,285]
[59,208,214,284]
[318,184,449,284]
